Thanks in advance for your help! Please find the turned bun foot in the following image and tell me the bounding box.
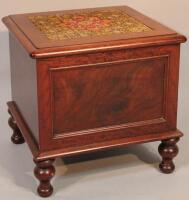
[158,138,179,174]
[11,131,25,144]
[34,159,55,197]
[8,109,25,144]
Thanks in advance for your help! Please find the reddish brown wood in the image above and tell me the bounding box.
[2,6,186,58]
[36,44,181,152]
[9,33,39,142]
[7,102,39,158]
[34,159,55,197]
[8,108,25,144]
[52,57,165,135]
[6,102,184,161]
[2,5,187,197]
[7,6,177,49]
[158,137,179,174]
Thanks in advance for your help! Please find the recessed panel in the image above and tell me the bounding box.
[51,57,166,136]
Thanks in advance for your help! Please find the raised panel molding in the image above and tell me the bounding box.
[49,55,169,139]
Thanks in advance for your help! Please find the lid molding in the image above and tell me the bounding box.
[2,6,187,59]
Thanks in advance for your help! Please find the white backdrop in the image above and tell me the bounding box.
[0,1,189,199]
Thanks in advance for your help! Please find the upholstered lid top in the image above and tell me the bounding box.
[28,9,152,41]
[2,6,186,58]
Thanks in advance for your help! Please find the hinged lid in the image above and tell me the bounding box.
[2,6,186,58]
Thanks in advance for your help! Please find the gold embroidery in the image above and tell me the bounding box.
[29,9,152,41]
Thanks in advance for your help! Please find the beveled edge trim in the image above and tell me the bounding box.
[6,102,183,161]
[2,16,37,57]
[7,101,39,158]
[53,118,167,139]
[49,54,169,71]
[36,129,183,161]
[31,34,186,59]
[32,34,187,59]
[49,55,169,139]
[2,15,187,59]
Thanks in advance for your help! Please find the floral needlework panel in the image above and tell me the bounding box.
[29,9,152,41]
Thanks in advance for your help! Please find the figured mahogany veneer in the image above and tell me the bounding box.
[52,57,166,135]
[2,5,186,197]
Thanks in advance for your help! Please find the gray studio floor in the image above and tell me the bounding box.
[0,64,189,200]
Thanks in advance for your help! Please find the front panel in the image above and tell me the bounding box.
[51,57,166,137]
[37,45,180,152]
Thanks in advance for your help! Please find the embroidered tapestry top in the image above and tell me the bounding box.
[29,8,152,41]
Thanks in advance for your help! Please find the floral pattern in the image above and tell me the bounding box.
[29,9,152,41]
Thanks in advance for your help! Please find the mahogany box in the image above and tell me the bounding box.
[2,6,186,197]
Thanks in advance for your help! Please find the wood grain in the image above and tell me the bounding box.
[3,6,187,197]
[7,101,184,161]
[36,44,181,151]
[51,56,166,136]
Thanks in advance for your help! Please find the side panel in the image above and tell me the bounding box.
[37,44,180,152]
[10,33,39,142]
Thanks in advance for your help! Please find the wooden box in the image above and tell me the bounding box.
[2,6,186,197]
